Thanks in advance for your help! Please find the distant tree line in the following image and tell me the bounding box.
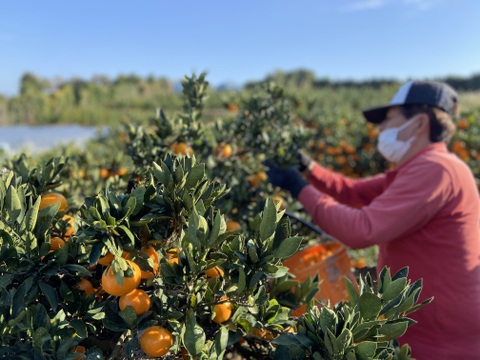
[245,69,480,91]
[0,70,479,126]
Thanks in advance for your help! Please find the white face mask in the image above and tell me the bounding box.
[377,118,417,163]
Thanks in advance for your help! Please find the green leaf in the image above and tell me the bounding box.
[33,327,51,349]
[103,300,128,332]
[120,196,136,221]
[377,267,391,295]
[354,341,377,359]
[118,225,135,246]
[273,236,302,259]
[237,268,246,293]
[184,309,206,356]
[335,328,353,354]
[345,277,359,305]
[12,277,34,317]
[25,196,40,231]
[130,187,146,216]
[70,319,88,338]
[260,198,277,241]
[358,293,382,321]
[119,306,137,328]
[382,278,407,301]
[392,267,409,281]
[6,186,22,221]
[214,326,228,358]
[207,211,222,248]
[39,281,59,311]
[377,321,409,341]
[185,163,205,189]
[63,265,92,277]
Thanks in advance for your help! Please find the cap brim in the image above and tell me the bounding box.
[362,105,392,124]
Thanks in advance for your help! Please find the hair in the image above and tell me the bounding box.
[400,104,457,143]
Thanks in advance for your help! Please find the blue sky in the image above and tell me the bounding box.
[1,0,479,96]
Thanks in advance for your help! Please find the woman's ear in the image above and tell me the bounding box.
[415,113,431,138]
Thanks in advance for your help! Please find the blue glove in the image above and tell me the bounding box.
[264,160,309,198]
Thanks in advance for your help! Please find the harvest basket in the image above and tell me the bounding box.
[283,241,356,305]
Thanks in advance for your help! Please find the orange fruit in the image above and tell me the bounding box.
[214,142,232,158]
[101,260,141,296]
[119,288,151,315]
[212,295,232,324]
[116,166,128,176]
[71,345,86,360]
[226,221,241,231]
[39,192,68,212]
[62,215,75,237]
[227,103,239,112]
[247,171,267,189]
[98,252,115,266]
[172,142,194,156]
[77,279,95,297]
[139,326,173,357]
[457,118,469,129]
[273,195,286,210]
[204,266,224,278]
[99,168,110,179]
[252,327,275,340]
[50,236,65,250]
[140,246,159,279]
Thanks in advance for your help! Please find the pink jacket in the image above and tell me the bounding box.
[298,142,480,359]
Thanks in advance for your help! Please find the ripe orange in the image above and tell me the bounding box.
[212,296,232,324]
[77,279,95,297]
[39,192,68,212]
[457,118,469,129]
[273,195,286,210]
[252,327,275,340]
[247,171,267,189]
[62,215,75,237]
[101,260,141,296]
[50,237,65,250]
[98,252,115,266]
[119,288,151,315]
[99,168,110,179]
[116,166,128,176]
[226,221,241,231]
[140,246,159,279]
[171,142,194,156]
[227,103,239,112]
[214,142,232,158]
[204,266,224,278]
[139,326,173,357]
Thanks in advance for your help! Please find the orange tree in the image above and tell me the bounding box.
[0,158,92,359]
[73,154,308,358]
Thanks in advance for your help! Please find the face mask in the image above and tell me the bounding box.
[377,118,417,163]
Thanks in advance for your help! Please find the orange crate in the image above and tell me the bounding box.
[283,242,355,305]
